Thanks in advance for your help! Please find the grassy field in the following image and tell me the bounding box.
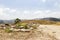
[21,20,60,25]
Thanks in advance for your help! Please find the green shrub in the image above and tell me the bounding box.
[15,24,20,29]
[23,25,29,29]
[16,23,29,29]
[5,27,12,33]
[20,23,30,29]
[14,18,21,24]
[20,23,27,26]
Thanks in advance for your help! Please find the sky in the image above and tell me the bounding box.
[0,0,60,20]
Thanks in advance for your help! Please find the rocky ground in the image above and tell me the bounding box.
[0,25,60,40]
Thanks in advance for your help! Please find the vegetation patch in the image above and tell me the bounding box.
[5,27,12,33]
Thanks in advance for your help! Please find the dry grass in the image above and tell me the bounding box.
[0,28,58,40]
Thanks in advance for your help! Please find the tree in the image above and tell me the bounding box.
[14,18,21,24]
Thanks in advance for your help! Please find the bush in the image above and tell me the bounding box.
[16,23,29,29]
[20,23,27,26]
[5,27,12,33]
[20,23,31,29]
[23,25,29,29]
[14,18,21,24]
[15,24,20,29]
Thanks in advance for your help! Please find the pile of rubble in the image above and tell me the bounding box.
[0,23,39,32]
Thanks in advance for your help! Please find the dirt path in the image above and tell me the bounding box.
[24,27,58,40]
[38,25,60,40]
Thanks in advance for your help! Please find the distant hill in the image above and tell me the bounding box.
[0,20,15,24]
[0,20,3,24]
[40,17,60,21]
[0,17,60,24]
[34,17,60,21]
[3,20,15,24]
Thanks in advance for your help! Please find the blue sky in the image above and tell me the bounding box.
[0,0,60,20]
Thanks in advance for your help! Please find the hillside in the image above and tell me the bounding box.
[41,17,60,21]
[21,17,60,25]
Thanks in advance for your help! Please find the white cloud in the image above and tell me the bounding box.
[0,7,17,20]
[23,10,30,14]
[54,2,58,6]
[45,10,51,13]
[32,10,60,18]
[0,6,60,20]
[10,9,16,13]
[35,10,42,13]
[42,0,47,3]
